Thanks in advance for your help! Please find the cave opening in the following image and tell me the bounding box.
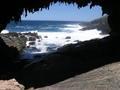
[0,1,120,89]
[2,3,110,60]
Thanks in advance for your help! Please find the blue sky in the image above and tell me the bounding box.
[22,3,102,21]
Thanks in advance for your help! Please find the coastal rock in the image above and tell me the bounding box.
[16,35,120,89]
[0,33,27,51]
[35,62,120,90]
[28,36,36,41]
[0,79,24,90]
[80,16,111,35]
[29,41,36,46]
[73,40,80,43]
[65,36,71,39]
[24,33,41,39]
[44,36,48,38]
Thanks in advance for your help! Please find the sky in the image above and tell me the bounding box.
[22,3,102,21]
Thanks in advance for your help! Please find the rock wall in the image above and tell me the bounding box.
[0,32,27,77]
[0,33,27,52]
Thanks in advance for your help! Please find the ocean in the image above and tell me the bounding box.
[6,21,84,32]
[4,21,108,60]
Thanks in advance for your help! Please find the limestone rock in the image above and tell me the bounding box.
[0,79,24,90]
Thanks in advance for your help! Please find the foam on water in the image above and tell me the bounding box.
[37,29,107,45]
[21,30,38,34]
[60,24,84,32]
[6,23,108,60]
[20,28,108,60]
[1,30,9,34]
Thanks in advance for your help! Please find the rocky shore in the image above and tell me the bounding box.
[0,32,41,78]
[0,32,42,52]
[0,33,26,51]
[14,34,120,89]
[80,16,111,35]
[0,32,120,90]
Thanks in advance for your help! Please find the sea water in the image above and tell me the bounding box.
[4,21,108,60]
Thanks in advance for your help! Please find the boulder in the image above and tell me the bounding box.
[29,41,36,46]
[0,33,27,51]
[44,36,48,38]
[65,36,71,39]
[0,79,24,90]
[28,36,36,41]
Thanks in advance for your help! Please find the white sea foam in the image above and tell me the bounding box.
[37,29,108,46]
[60,24,84,32]
[64,24,83,28]
[20,24,109,60]
[21,30,38,33]
[1,30,9,34]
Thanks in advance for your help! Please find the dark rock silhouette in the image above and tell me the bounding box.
[15,34,120,89]
[65,36,71,39]
[0,37,18,77]
[0,34,27,79]
[44,36,48,38]
[0,0,119,89]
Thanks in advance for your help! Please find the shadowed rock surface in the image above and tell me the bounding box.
[0,33,27,78]
[1,61,120,90]
[0,1,120,89]
[35,62,120,90]
[15,34,120,89]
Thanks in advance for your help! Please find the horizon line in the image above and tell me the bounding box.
[21,19,89,22]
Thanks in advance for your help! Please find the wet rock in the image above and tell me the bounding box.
[29,41,36,46]
[73,40,80,43]
[28,36,36,41]
[65,36,71,39]
[66,40,70,42]
[37,36,42,40]
[0,33,27,51]
[44,36,48,38]
[47,46,57,52]
[37,39,41,42]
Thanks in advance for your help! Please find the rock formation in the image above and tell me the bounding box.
[0,79,24,90]
[0,1,120,89]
